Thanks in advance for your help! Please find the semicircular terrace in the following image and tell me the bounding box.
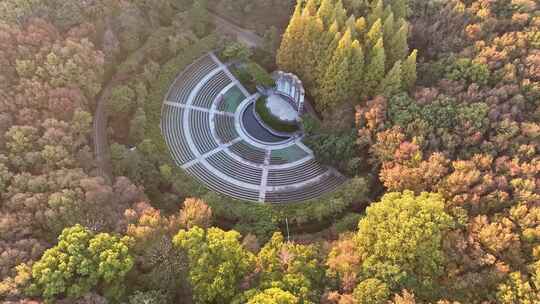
[160,52,346,203]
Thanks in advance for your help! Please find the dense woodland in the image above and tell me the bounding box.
[0,0,539,303]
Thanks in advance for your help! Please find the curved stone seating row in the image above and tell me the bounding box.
[214,115,238,144]
[266,173,346,203]
[190,110,219,155]
[229,141,267,165]
[162,53,347,203]
[162,106,195,164]
[267,159,327,187]
[207,150,262,185]
[186,162,260,202]
[167,56,218,103]
[192,71,231,109]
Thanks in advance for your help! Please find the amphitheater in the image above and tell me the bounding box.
[160,53,345,203]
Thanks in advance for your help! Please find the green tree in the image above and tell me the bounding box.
[378,60,402,97]
[190,0,209,37]
[263,26,280,55]
[129,108,147,144]
[387,23,409,69]
[317,0,335,27]
[383,12,395,53]
[107,85,136,117]
[353,278,391,304]
[496,272,539,304]
[222,41,252,62]
[364,38,385,97]
[318,29,364,110]
[173,227,255,304]
[356,191,453,298]
[401,49,417,90]
[247,288,299,304]
[277,2,304,73]
[366,18,383,48]
[256,232,324,303]
[367,0,384,25]
[28,225,134,302]
[299,13,326,88]
[390,0,409,19]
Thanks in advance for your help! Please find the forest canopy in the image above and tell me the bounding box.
[0,0,539,303]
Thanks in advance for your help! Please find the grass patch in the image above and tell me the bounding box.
[255,96,299,133]
[221,86,245,112]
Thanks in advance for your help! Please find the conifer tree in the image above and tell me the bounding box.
[346,15,357,37]
[350,39,365,99]
[366,18,382,49]
[383,4,393,21]
[364,38,385,97]
[334,0,348,27]
[304,0,318,16]
[387,22,408,69]
[383,12,395,49]
[317,0,335,27]
[355,17,367,38]
[301,13,326,89]
[315,24,342,97]
[318,29,354,110]
[378,60,402,97]
[367,0,384,26]
[401,49,417,90]
[391,0,409,19]
[277,2,305,73]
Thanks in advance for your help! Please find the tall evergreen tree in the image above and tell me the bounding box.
[367,0,383,26]
[378,60,402,97]
[350,39,365,100]
[301,13,326,89]
[317,0,336,27]
[390,0,409,19]
[346,15,357,37]
[315,21,341,91]
[304,0,318,16]
[364,38,385,97]
[277,2,305,73]
[366,18,382,49]
[387,22,408,69]
[401,49,417,90]
[355,17,367,38]
[383,11,395,51]
[334,0,348,27]
[318,29,355,110]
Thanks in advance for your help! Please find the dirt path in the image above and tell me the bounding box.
[93,81,114,182]
[209,12,264,48]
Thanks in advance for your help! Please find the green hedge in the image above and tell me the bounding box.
[203,177,369,240]
[255,97,299,133]
[245,61,274,87]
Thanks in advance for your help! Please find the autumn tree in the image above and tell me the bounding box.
[179,197,212,229]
